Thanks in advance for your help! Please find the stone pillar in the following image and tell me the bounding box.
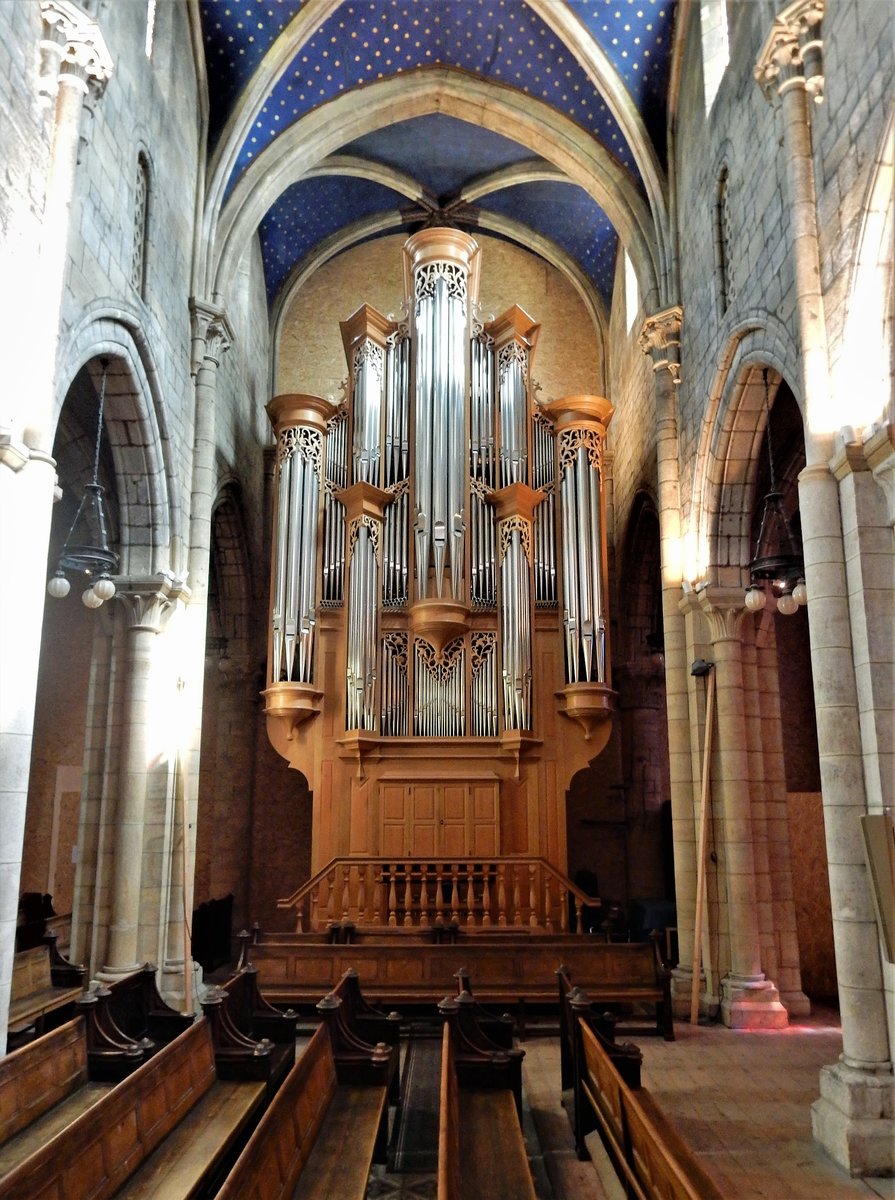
[0,2,112,1055]
[698,589,788,1029]
[756,1,894,1172]
[104,578,180,973]
[157,302,233,1004]
[638,308,696,1016]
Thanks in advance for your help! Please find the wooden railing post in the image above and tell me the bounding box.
[402,865,413,927]
[497,864,507,926]
[481,865,492,926]
[387,866,398,926]
[513,864,523,926]
[419,864,430,927]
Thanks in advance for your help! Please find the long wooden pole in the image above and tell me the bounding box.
[690,667,716,1025]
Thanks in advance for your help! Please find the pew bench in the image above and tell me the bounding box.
[217,1019,391,1200]
[576,1017,723,1200]
[7,941,86,1049]
[0,1019,115,1181]
[559,940,674,1040]
[0,1017,266,1200]
[437,1014,536,1200]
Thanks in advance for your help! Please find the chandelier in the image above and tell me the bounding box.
[46,359,118,608]
[744,369,806,616]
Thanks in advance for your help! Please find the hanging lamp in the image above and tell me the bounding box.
[47,358,119,607]
[744,369,807,615]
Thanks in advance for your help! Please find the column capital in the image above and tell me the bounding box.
[189,298,234,372]
[754,0,824,104]
[39,1,114,101]
[114,573,189,633]
[638,306,683,382]
[696,586,748,643]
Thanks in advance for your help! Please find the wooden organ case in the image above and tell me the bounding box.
[263,230,615,882]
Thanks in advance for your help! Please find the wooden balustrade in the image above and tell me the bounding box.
[278,858,600,935]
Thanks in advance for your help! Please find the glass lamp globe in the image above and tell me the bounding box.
[744,585,766,612]
[93,575,116,601]
[792,578,808,606]
[777,591,798,616]
[82,586,104,609]
[47,572,71,598]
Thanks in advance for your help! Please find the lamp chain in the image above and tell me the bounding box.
[762,367,777,492]
[91,358,109,487]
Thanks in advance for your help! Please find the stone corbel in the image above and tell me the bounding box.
[696,586,749,643]
[39,1,114,105]
[638,306,683,384]
[189,299,234,375]
[114,573,189,634]
[863,424,895,529]
[754,0,825,103]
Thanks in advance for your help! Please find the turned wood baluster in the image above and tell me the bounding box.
[419,864,429,927]
[342,864,351,923]
[529,864,538,927]
[402,865,413,927]
[310,884,320,932]
[481,865,492,926]
[325,869,337,926]
[373,867,383,925]
[357,865,367,924]
[435,865,444,925]
[512,865,522,926]
[560,885,569,933]
[466,864,476,927]
[544,874,553,932]
[388,866,398,927]
[450,865,460,923]
[497,864,507,926]
[575,896,584,935]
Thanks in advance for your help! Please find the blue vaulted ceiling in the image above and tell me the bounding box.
[199,0,676,309]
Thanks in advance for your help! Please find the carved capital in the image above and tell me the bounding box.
[189,299,234,373]
[697,586,748,643]
[114,573,188,633]
[638,306,683,381]
[754,0,825,103]
[40,1,113,102]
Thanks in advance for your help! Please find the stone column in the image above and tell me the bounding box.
[698,589,788,1029]
[638,308,696,1016]
[104,578,180,973]
[0,2,112,1055]
[157,302,233,1003]
[756,1,894,1172]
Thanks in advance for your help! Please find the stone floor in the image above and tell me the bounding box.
[360,1005,895,1199]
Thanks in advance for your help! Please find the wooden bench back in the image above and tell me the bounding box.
[579,1020,722,1200]
[437,1023,461,1200]
[11,947,52,1003]
[0,1016,212,1200]
[0,1018,87,1148]
[217,1022,338,1200]
[592,942,657,986]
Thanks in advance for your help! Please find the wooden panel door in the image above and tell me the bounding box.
[469,783,498,856]
[440,785,469,857]
[380,784,409,858]
[409,785,439,857]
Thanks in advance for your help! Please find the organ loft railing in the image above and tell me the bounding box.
[262,229,616,879]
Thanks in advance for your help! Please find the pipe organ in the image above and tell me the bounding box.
[264,230,615,875]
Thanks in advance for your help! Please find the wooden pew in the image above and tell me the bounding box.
[220,964,296,1092]
[0,1018,117,1181]
[558,943,674,1040]
[576,1017,724,1199]
[330,967,401,1046]
[437,1003,536,1200]
[217,1013,394,1199]
[0,1017,267,1200]
[105,963,194,1049]
[454,966,514,1049]
[556,966,643,1158]
[7,937,86,1051]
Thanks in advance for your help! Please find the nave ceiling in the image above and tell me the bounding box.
[197,0,677,317]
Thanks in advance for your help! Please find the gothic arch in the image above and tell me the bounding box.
[210,70,660,311]
[55,304,179,578]
[686,313,802,583]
